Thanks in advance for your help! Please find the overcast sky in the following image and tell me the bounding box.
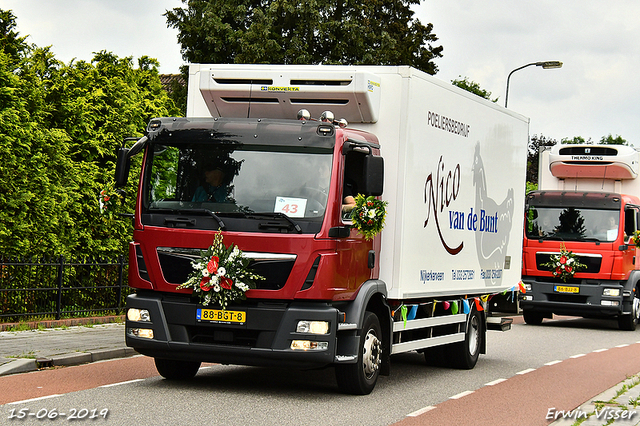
[3,0,639,146]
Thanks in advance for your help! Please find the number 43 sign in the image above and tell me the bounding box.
[274,196,307,218]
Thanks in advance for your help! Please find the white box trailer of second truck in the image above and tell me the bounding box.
[119,64,530,394]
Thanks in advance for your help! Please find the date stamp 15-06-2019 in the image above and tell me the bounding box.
[7,408,109,421]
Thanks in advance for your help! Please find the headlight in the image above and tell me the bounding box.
[603,288,620,297]
[127,308,151,322]
[296,320,330,334]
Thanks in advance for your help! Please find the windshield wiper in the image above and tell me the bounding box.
[150,208,226,230]
[190,209,227,230]
[246,212,302,234]
[576,236,601,243]
[536,235,563,241]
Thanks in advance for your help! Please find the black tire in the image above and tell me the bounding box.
[618,292,640,331]
[154,358,201,380]
[443,308,483,369]
[335,312,382,395]
[422,345,446,367]
[523,310,545,326]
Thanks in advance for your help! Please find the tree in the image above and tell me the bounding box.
[0,13,77,256]
[42,53,181,256]
[165,0,443,74]
[560,136,591,145]
[0,9,179,257]
[451,76,498,103]
[527,134,557,185]
[0,10,26,62]
[600,134,627,145]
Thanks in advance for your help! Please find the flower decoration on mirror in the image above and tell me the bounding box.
[350,194,388,240]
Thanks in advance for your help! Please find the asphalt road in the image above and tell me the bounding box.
[2,316,640,426]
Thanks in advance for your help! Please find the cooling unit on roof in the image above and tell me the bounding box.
[195,68,382,123]
[548,144,639,180]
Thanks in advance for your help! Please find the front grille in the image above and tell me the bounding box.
[157,248,295,290]
[536,253,601,273]
[188,326,264,347]
[547,293,589,303]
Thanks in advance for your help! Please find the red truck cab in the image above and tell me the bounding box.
[521,144,640,330]
[120,116,387,393]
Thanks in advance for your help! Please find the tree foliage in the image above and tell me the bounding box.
[0,9,179,258]
[165,0,443,75]
[560,136,590,145]
[451,76,498,103]
[600,134,627,145]
[527,134,557,185]
[560,134,628,146]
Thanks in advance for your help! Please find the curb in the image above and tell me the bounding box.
[0,315,126,332]
[0,347,138,377]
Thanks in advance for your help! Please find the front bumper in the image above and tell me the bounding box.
[125,291,347,369]
[520,277,626,318]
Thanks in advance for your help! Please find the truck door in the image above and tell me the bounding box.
[625,206,640,270]
[335,149,377,293]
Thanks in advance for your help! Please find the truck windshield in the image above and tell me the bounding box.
[144,142,333,221]
[525,206,619,242]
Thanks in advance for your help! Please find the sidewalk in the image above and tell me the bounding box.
[1,322,640,425]
[0,321,136,376]
[549,373,640,426]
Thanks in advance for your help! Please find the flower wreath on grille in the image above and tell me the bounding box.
[541,243,586,282]
[177,231,264,309]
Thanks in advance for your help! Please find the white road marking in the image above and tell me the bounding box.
[449,390,474,399]
[485,378,507,386]
[9,394,62,404]
[407,406,437,417]
[100,379,144,388]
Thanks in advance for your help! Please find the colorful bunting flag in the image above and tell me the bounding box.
[401,304,408,328]
[518,281,526,294]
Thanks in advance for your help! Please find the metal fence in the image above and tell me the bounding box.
[0,256,130,323]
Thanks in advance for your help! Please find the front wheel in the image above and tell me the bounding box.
[154,358,201,380]
[335,312,382,395]
[523,310,545,326]
[618,292,640,331]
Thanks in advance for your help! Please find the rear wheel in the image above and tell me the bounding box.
[335,312,382,395]
[154,358,201,380]
[443,308,483,369]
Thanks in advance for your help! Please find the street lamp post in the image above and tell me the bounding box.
[504,61,563,108]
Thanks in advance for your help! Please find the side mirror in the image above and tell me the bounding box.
[362,155,384,196]
[114,147,131,188]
